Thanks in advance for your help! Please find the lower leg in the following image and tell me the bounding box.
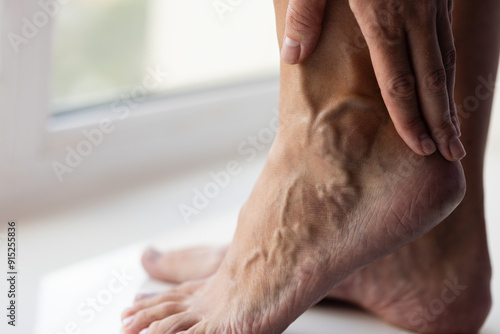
[452,0,500,212]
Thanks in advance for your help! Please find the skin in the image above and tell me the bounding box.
[280,0,466,163]
[120,1,471,333]
[138,0,500,332]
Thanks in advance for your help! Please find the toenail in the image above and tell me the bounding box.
[123,316,134,327]
[145,248,160,261]
[135,292,157,300]
[122,306,133,315]
[139,329,148,334]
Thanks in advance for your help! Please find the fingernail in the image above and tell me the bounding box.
[123,316,134,327]
[139,329,148,334]
[281,36,300,64]
[420,133,437,155]
[144,248,160,261]
[449,137,466,160]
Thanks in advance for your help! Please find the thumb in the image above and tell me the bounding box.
[281,0,327,64]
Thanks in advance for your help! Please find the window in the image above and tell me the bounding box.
[51,0,280,113]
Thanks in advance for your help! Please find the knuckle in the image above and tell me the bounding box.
[432,119,454,142]
[287,5,321,34]
[351,0,402,16]
[385,72,416,98]
[438,117,454,131]
[442,45,457,70]
[401,113,423,130]
[372,15,403,41]
[351,0,404,42]
[424,68,447,93]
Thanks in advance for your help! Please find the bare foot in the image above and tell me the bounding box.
[125,100,463,333]
[121,0,466,333]
[141,202,491,333]
[123,100,464,334]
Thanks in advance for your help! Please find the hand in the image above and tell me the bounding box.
[280,0,465,162]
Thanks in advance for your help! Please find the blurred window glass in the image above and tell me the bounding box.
[51,0,279,113]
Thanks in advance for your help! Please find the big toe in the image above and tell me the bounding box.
[141,248,166,280]
[141,246,227,283]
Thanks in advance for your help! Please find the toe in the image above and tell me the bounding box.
[133,292,186,307]
[123,292,190,320]
[141,248,163,279]
[134,292,158,303]
[122,302,187,334]
[174,279,206,294]
[147,312,201,334]
[141,246,227,283]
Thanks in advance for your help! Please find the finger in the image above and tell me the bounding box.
[281,0,327,64]
[406,6,465,161]
[438,0,460,136]
[351,5,435,156]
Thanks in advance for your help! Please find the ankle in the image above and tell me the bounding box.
[277,94,386,154]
